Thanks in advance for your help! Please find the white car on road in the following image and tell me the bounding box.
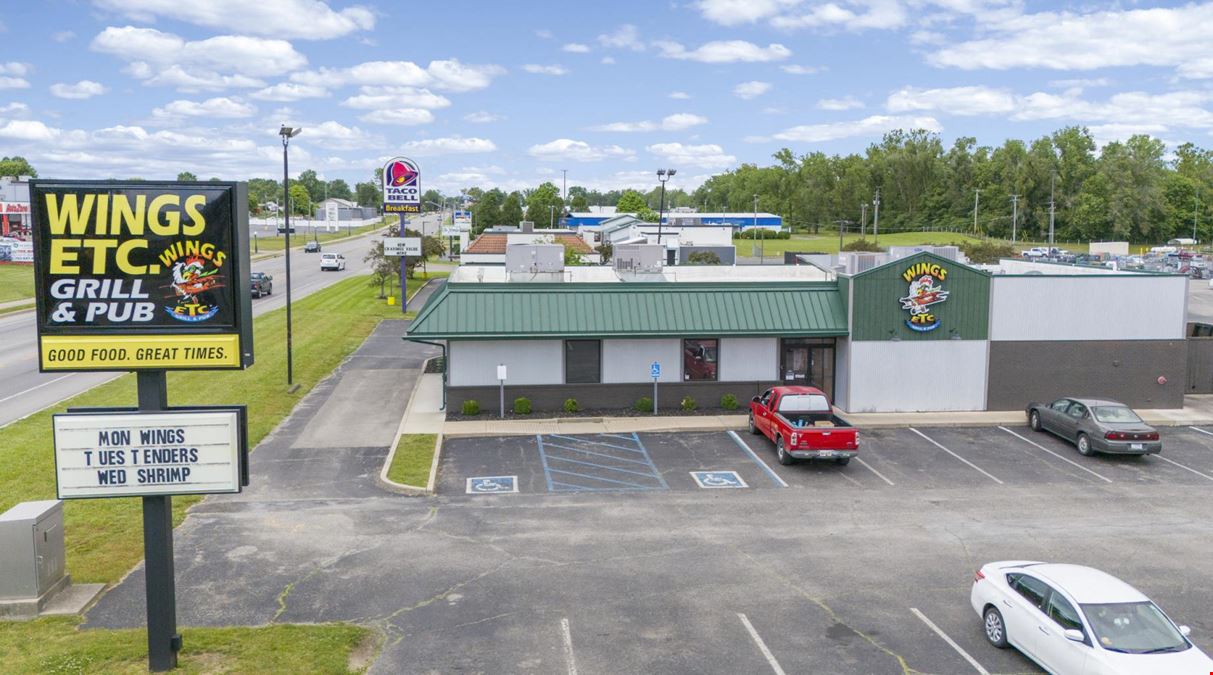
[320,252,346,271]
[971,561,1213,674]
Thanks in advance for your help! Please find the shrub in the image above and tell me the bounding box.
[563,398,579,413]
[461,399,480,416]
[842,238,885,252]
[957,239,1017,264]
[720,393,739,410]
[680,396,697,411]
[687,251,721,265]
[634,396,654,413]
[513,397,532,415]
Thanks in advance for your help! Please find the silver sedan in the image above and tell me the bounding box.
[1026,398,1161,456]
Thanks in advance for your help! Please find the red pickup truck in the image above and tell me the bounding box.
[748,386,859,466]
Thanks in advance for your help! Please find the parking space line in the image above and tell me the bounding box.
[854,457,895,486]
[536,435,556,492]
[998,427,1113,484]
[630,433,671,489]
[541,442,653,466]
[547,468,660,489]
[909,428,1004,485]
[1154,455,1213,482]
[909,608,990,675]
[548,434,646,453]
[737,613,787,675]
[727,431,788,488]
[1189,426,1213,438]
[546,454,666,479]
[561,617,579,675]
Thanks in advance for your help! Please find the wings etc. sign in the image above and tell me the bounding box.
[898,261,950,332]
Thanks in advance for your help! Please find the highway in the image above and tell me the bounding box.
[0,213,439,428]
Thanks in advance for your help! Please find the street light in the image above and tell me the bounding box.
[753,194,763,264]
[656,168,676,246]
[279,124,301,387]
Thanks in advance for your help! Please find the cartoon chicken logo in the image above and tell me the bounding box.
[899,271,949,331]
[165,255,223,322]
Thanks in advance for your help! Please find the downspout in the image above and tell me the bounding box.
[405,338,447,410]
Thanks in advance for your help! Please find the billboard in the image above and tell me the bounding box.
[30,181,253,371]
[382,156,421,214]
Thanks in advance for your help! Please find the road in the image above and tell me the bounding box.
[0,216,438,428]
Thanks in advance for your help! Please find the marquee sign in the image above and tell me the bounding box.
[30,181,253,371]
[382,156,421,214]
[899,261,950,332]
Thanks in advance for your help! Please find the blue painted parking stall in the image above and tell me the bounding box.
[537,433,669,493]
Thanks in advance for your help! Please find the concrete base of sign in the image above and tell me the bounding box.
[0,573,83,620]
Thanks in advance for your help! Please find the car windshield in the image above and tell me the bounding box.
[1081,602,1188,654]
[1092,406,1143,424]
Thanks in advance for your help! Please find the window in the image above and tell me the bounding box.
[1046,592,1084,632]
[564,340,601,384]
[683,339,718,381]
[759,390,773,407]
[1050,399,1073,412]
[1007,573,1051,610]
[1068,403,1088,419]
[1092,406,1143,424]
[777,394,831,413]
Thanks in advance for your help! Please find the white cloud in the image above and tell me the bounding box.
[817,95,864,111]
[695,0,801,26]
[590,113,708,133]
[0,102,30,116]
[929,4,1213,77]
[1048,78,1111,90]
[535,29,554,39]
[767,115,943,142]
[1010,90,1213,131]
[886,86,1015,115]
[135,66,265,92]
[0,120,60,142]
[403,136,497,156]
[426,60,507,92]
[656,40,791,63]
[647,142,736,169]
[292,59,504,92]
[296,120,378,149]
[151,96,256,119]
[562,43,591,53]
[772,1,909,30]
[591,121,657,133]
[1087,123,1170,145]
[50,80,109,99]
[340,86,451,110]
[522,64,569,76]
[92,26,307,78]
[529,139,634,162]
[0,62,30,76]
[250,82,328,101]
[463,111,501,123]
[669,91,691,100]
[0,77,30,90]
[92,0,375,40]
[597,24,644,51]
[600,56,616,65]
[53,31,76,42]
[358,108,434,125]
[733,81,772,99]
[781,64,820,75]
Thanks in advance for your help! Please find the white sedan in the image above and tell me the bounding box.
[320,253,346,271]
[971,561,1213,674]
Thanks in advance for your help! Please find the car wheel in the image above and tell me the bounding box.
[776,437,794,465]
[1029,410,1042,431]
[748,414,759,435]
[835,457,850,466]
[983,607,1009,649]
[1077,433,1095,456]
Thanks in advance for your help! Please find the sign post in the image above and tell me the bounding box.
[383,236,422,313]
[497,364,507,419]
[650,361,661,415]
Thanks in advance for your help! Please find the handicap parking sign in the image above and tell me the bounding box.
[690,471,748,489]
[650,361,661,379]
[466,475,519,494]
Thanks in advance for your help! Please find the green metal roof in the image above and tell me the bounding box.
[407,282,848,340]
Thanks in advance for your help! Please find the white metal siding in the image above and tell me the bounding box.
[834,338,851,412]
[990,276,1187,341]
[602,339,682,383]
[449,340,564,386]
[847,341,988,412]
[719,338,777,381]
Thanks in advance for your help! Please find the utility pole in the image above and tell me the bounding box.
[1048,171,1056,247]
[753,194,761,263]
[1010,194,1019,244]
[973,189,981,235]
[1195,192,1200,243]
[860,203,868,237]
[562,169,567,204]
[872,188,881,243]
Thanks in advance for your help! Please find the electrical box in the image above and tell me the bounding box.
[0,500,67,603]
[505,244,565,273]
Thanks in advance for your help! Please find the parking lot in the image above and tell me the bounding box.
[433,424,1213,674]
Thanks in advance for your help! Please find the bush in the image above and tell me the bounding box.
[687,251,721,265]
[957,239,1017,264]
[563,398,579,413]
[680,396,697,411]
[461,399,480,416]
[842,238,885,252]
[720,393,739,410]
[513,397,532,415]
[733,229,792,240]
[634,396,654,413]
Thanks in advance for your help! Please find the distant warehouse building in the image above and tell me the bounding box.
[407,249,1190,413]
[564,210,781,230]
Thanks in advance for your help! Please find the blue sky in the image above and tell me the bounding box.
[2,1,1212,195]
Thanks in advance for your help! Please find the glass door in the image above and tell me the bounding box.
[780,338,835,399]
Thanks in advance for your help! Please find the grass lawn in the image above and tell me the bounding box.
[250,220,389,253]
[0,263,34,303]
[1,617,374,674]
[735,231,1090,257]
[386,434,438,487]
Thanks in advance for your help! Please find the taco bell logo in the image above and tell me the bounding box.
[383,156,421,213]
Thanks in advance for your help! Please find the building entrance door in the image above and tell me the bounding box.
[780,338,835,399]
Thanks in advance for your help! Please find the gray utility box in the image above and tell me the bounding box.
[0,500,69,614]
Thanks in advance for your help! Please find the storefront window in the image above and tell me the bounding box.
[683,338,718,381]
[564,340,601,383]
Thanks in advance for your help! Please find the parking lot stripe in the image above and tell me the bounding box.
[546,454,667,479]
[547,467,660,489]
[560,617,579,675]
[1189,426,1213,438]
[541,442,653,466]
[909,608,990,675]
[998,427,1113,484]
[909,428,1004,485]
[1154,454,1213,482]
[536,435,556,492]
[737,613,787,675]
[548,434,646,454]
[727,431,788,488]
[854,457,895,486]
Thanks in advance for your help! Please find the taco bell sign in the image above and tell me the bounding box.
[383,156,421,214]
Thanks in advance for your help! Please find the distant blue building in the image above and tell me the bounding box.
[563,211,781,230]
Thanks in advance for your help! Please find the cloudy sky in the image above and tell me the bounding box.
[2,1,1212,194]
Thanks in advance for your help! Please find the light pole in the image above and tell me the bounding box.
[973,188,981,235]
[1010,194,1019,243]
[860,203,868,237]
[872,188,881,243]
[1194,192,1200,243]
[549,204,555,228]
[656,168,676,246]
[753,193,763,263]
[1049,170,1057,247]
[279,124,301,387]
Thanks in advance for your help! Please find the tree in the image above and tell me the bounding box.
[563,245,583,266]
[327,178,353,201]
[288,183,311,216]
[0,156,36,177]
[355,181,380,207]
[177,171,198,181]
[570,193,589,212]
[473,188,503,234]
[616,190,648,213]
[248,178,280,207]
[687,250,721,265]
[525,182,564,227]
[421,189,444,210]
[501,192,524,226]
[296,170,324,203]
[595,243,613,262]
[363,240,398,298]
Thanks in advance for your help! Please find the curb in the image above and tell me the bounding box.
[377,344,444,496]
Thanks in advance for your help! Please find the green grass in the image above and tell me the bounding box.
[250,220,389,252]
[0,263,34,303]
[1,617,374,674]
[735,232,1090,257]
[386,434,438,487]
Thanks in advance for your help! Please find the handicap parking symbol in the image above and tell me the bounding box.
[690,471,748,489]
[466,475,519,494]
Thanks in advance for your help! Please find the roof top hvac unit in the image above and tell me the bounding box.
[505,243,564,274]
[614,244,664,274]
[888,245,960,261]
[840,252,890,275]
